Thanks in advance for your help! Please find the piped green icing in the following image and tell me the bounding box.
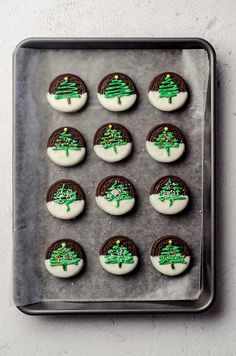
[55,76,81,104]
[104,75,132,104]
[100,124,127,153]
[53,183,78,212]
[104,240,134,268]
[53,128,81,157]
[49,242,80,271]
[158,178,187,207]
[159,240,186,269]
[104,180,132,208]
[159,74,180,103]
[154,126,180,156]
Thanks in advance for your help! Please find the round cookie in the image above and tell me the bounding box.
[149,176,189,215]
[47,73,87,112]
[148,72,188,111]
[96,176,136,216]
[93,123,132,163]
[47,127,86,167]
[46,179,85,219]
[150,236,191,276]
[99,236,138,275]
[146,124,185,163]
[97,72,137,111]
[45,239,84,278]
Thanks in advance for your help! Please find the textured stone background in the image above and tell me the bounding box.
[0,0,234,355]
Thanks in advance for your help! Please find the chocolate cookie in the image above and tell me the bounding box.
[150,236,191,276]
[146,124,185,163]
[149,175,189,215]
[46,179,85,219]
[93,123,132,163]
[99,236,138,275]
[97,72,137,111]
[47,73,88,112]
[148,72,188,111]
[45,239,85,278]
[47,127,86,167]
[96,176,136,215]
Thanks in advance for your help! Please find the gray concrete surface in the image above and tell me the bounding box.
[0,0,234,355]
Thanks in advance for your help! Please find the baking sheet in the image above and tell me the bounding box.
[14,48,209,306]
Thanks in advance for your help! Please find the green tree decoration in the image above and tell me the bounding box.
[55,76,81,104]
[159,240,186,269]
[159,74,180,103]
[154,126,180,156]
[53,128,81,157]
[100,124,127,153]
[49,242,80,271]
[104,180,132,208]
[158,179,187,207]
[104,240,134,268]
[53,183,78,212]
[104,75,133,104]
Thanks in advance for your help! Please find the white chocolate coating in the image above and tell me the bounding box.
[146,141,185,163]
[47,92,87,113]
[45,259,84,278]
[94,143,132,163]
[97,93,137,112]
[99,255,138,275]
[150,255,190,276]
[148,91,188,111]
[96,196,135,215]
[46,200,85,220]
[47,147,86,167]
[149,194,189,215]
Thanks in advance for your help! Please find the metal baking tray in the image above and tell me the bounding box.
[13,38,215,314]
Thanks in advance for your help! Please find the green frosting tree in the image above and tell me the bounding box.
[55,76,81,104]
[53,183,78,212]
[105,180,132,208]
[104,74,132,104]
[49,242,80,271]
[159,240,186,269]
[100,124,127,153]
[158,179,187,207]
[104,240,134,268]
[53,128,81,156]
[159,74,180,103]
[154,126,180,156]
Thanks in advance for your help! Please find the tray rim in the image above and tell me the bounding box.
[13,37,216,315]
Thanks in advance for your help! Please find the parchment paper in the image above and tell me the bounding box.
[14,48,209,306]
